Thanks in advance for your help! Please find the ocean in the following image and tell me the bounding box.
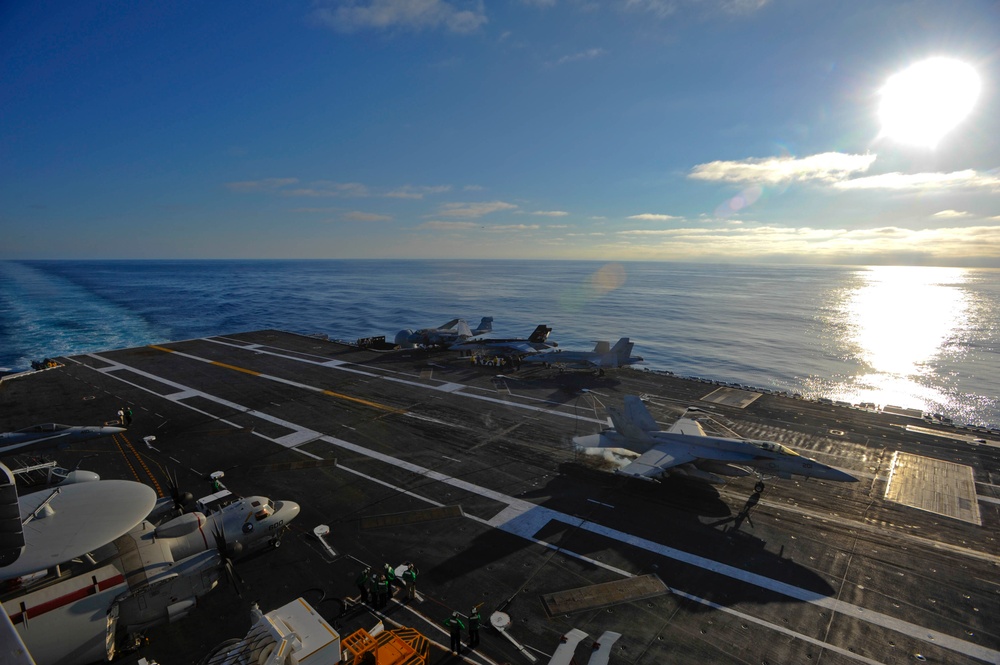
[1,259,998,427]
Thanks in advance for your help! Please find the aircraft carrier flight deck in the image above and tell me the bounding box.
[1,330,997,665]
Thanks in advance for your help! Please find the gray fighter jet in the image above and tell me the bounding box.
[394,316,493,349]
[521,337,642,374]
[574,396,858,487]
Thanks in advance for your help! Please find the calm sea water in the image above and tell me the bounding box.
[1,260,998,427]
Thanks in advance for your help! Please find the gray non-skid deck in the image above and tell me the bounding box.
[1,329,997,665]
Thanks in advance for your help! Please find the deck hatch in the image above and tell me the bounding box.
[541,574,669,616]
[884,451,982,526]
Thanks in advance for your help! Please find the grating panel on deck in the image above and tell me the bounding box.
[701,387,761,409]
[884,452,982,525]
[541,574,669,616]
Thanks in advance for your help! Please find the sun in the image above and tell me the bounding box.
[878,57,981,148]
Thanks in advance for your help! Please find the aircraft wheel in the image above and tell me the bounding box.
[270,538,281,548]
[754,481,765,493]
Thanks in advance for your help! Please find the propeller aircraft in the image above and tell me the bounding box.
[0,466,300,665]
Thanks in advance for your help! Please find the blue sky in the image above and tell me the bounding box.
[2,1,998,264]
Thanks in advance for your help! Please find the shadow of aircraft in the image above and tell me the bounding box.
[426,464,835,612]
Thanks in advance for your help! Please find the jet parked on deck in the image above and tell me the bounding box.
[521,337,642,375]
[451,324,557,357]
[574,396,858,487]
[394,317,493,349]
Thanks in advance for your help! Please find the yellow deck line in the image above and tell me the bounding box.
[151,342,402,414]
[211,360,261,376]
[323,389,406,414]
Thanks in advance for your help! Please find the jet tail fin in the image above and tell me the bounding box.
[474,317,493,335]
[608,395,660,442]
[592,340,611,354]
[528,325,552,343]
[598,337,633,367]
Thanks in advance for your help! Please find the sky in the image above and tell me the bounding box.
[1,0,999,265]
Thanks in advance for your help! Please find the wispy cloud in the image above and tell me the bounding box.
[607,223,1000,264]
[418,220,478,230]
[624,0,770,18]
[932,210,972,219]
[385,184,452,199]
[225,178,298,192]
[832,170,1000,191]
[281,182,370,198]
[552,48,608,66]
[488,224,540,231]
[313,0,487,34]
[293,207,341,213]
[436,200,518,218]
[628,213,680,221]
[532,210,569,217]
[343,211,393,222]
[690,152,876,184]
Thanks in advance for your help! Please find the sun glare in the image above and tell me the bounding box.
[878,57,981,148]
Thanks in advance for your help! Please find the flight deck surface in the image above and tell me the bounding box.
[1,330,997,665]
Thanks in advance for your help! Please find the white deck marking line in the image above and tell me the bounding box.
[73,355,324,461]
[204,338,607,424]
[313,432,999,664]
[85,347,1000,568]
[76,352,1000,664]
[337,461,884,665]
[197,338,999,566]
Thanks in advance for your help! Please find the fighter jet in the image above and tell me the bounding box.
[0,422,126,453]
[573,396,858,487]
[450,324,557,356]
[520,337,643,375]
[394,317,493,348]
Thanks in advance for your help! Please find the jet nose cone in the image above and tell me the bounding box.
[107,426,127,433]
[828,467,859,482]
[277,500,301,523]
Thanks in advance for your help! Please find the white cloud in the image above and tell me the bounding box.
[418,220,478,230]
[628,213,680,221]
[552,48,608,66]
[343,211,393,222]
[385,184,452,199]
[689,152,876,184]
[437,200,518,218]
[532,210,569,217]
[488,224,540,231]
[624,0,678,18]
[313,0,487,34]
[281,182,370,198]
[292,207,341,213]
[606,223,1000,264]
[832,170,1000,191]
[932,210,972,219]
[225,178,298,192]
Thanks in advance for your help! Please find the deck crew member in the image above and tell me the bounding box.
[444,612,465,654]
[468,606,481,648]
[356,567,371,604]
[402,561,418,600]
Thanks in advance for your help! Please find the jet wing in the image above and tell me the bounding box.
[667,417,707,436]
[615,444,699,481]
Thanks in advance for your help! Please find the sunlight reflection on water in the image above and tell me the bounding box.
[824,266,972,414]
